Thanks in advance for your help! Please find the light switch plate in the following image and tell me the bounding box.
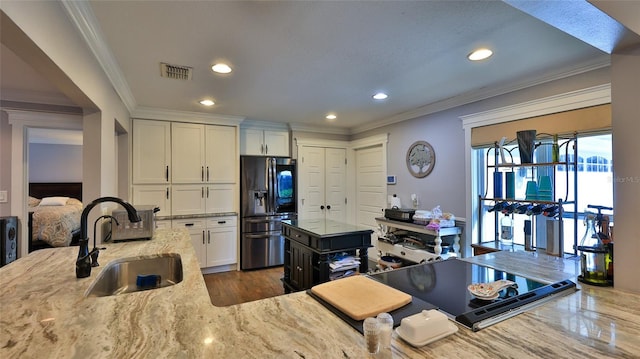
[0,190,7,203]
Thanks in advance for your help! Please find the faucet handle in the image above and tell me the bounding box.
[90,247,102,267]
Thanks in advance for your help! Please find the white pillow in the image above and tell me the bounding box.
[39,196,69,206]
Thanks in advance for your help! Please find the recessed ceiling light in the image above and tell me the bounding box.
[211,63,232,74]
[468,48,493,61]
[326,114,337,120]
[199,99,215,106]
[373,92,388,100]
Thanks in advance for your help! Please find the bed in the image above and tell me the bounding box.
[28,182,83,252]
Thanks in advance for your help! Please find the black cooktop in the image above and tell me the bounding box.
[368,259,576,331]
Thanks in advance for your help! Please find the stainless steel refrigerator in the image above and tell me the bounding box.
[240,156,296,270]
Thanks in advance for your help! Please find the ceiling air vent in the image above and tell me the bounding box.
[160,62,193,80]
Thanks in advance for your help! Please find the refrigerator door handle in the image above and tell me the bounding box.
[244,233,274,239]
[267,158,275,213]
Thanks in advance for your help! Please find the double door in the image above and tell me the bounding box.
[171,123,237,184]
[240,128,289,156]
[173,216,237,268]
[298,146,346,221]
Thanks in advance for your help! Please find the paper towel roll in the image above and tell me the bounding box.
[390,196,402,208]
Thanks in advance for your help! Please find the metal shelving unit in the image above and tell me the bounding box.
[477,133,578,256]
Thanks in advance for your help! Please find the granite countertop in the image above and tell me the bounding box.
[1,229,638,358]
[284,219,373,237]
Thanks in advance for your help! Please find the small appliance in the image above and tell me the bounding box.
[0,216,18,266]
[111,205,159,241]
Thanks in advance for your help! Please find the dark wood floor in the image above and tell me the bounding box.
[203,266,285,306]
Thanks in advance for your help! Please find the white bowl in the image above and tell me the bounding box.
[397,310,449,344]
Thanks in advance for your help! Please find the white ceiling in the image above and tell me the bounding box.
[3,1,635,134]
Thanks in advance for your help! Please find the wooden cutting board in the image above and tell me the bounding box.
[310,275,412,320]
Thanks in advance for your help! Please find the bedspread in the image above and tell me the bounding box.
[30,198,83,247]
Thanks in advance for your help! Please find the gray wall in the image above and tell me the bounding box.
[354,66,611,221]
[28,143,82,183]
[0,112,11,216]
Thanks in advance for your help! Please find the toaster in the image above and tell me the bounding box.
[111,205,159,241]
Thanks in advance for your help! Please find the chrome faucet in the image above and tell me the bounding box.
[76,197,141,278]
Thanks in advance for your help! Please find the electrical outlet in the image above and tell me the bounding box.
[0,191,7,203]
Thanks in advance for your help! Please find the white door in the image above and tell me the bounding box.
[172,122,205,183]
[298,146,346,221]
[355,145,386,257]
[324,148,347,222]
[299,146,326,220]
[132,120,171,184]
[205,125,237,183]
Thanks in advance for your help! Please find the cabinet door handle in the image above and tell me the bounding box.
[261,144,264,154]
[201,166,205,182]
[320,205,325,210]
[208,230,211,244]
[202,231,205,244]
[326,205,331,210]
[166,166,169,182]
[202,187,205,198]
[185,223,194,227]
[218,220,226,224]
[166,188,169,199]
[207,187,210,198]
[207,166,210,181]
[265,144,268,154]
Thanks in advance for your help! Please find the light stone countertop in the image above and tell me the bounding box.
[1,229,638,358]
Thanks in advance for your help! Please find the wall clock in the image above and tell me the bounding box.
[406,141,436,178]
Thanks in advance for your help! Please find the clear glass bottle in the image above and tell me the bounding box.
[577,213,609,285]
[500,215,513,244]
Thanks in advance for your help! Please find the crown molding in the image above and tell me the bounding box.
[0,88,76,107]
[61,0,137,112]
[289,122,351,136]
[459,83,611,129]
[131,106,244,126]
[353,57,611,134]
[240,119,290,131]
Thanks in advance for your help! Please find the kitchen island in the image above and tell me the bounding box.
[282,219,372,292]
[1,229,638,358]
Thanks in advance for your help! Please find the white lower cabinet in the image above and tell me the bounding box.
[172,216,237,269]
[206,217,237,267]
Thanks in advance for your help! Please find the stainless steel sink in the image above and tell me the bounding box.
[85,253,183,297]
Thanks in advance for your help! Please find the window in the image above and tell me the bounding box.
[475,133,613,255]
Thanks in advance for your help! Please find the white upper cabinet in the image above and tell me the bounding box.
[240,128,289,156]
[132,120,171,184]
[171,122,206,183]
[172,123,238,184]
[205,125,237,183]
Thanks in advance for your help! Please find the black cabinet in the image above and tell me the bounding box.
[289,241,313,290]
[282,219,372,292]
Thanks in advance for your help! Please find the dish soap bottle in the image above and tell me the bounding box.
[552,134,560,163]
